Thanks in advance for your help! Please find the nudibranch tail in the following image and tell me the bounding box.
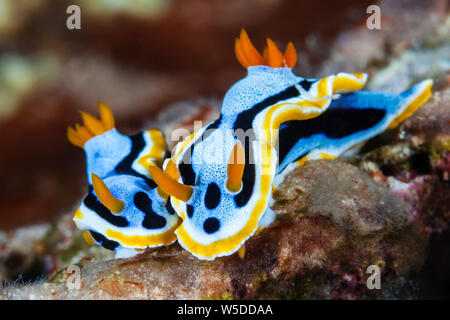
[67,102,116,148]
[235,29,297,69]
[388,79,433,129]
[275,78,434,182]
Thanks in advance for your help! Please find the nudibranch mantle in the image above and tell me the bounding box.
[221,66,301,116]
[83,128,131,183]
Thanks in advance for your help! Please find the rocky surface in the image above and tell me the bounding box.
[1,160,427,299]
[3,77,450,298]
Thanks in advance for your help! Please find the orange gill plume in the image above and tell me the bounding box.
[91,173,124,213]
[226,141,245,193]
[235,28,297,69]
[67,102,115,148]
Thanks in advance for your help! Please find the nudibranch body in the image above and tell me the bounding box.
[148,29,433,260]
[68,104,179,258]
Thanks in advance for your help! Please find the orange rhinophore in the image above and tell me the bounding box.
[91,174,124,214]
[226,141,245,193]
[147,165,193,202]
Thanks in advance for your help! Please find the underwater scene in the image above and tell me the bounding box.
[0,0,449,301]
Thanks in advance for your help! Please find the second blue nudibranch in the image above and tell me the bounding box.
[68,103,179,258]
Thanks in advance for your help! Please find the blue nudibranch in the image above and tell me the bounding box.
[68,103,180,258]
[68,29,433,260]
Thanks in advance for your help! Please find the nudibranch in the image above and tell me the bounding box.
[67,103,180,258]
[148,29,433,260]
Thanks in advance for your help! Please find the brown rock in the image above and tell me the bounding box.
[273,160,410,236]
[0,160,426,299]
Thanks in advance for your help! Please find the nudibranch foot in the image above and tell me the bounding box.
[81,229,154,259]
